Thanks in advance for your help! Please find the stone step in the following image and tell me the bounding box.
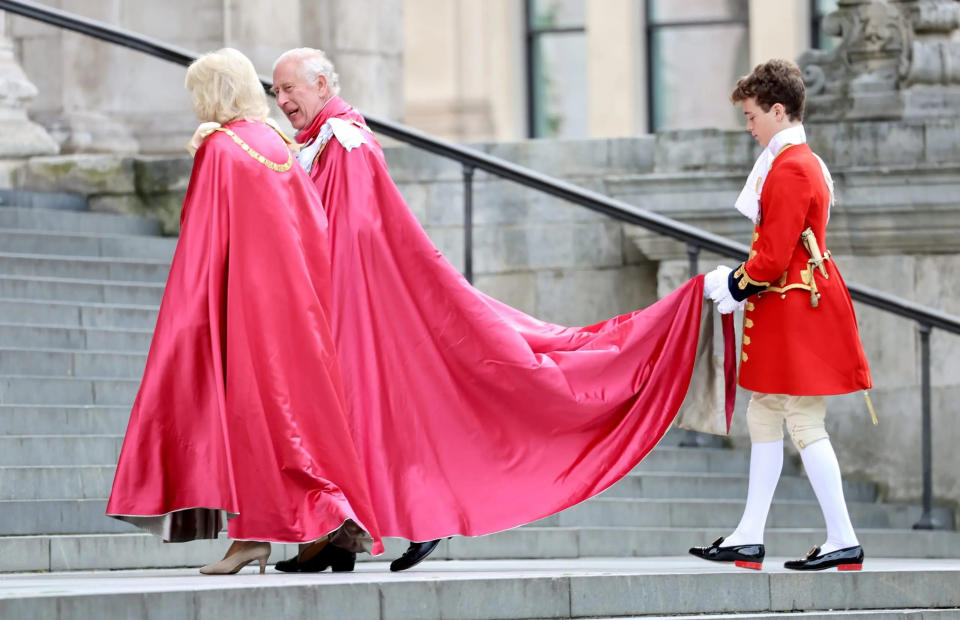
[4,527,960,573]
[0,484,891,536]
[0,405,130,435]
[0,229,176,261]
[0,299,158,329]
[0,275,164,305]
[636,607,960,620]
[0,347,147,378]
[0,189,86,211]
[0,465,945,530]
[632,612,960,620]
[604,471,877,502]
[0,253,170,283]
[633,445,801,475]
[540,497,954,531]
[0,207,160,236]
[1,557,958,618]
[0,435,122,467]
[0,499,135,535]
[0,323,152,352]
[0,435,857,500]
[0,465,118,500]
[0,376,138,405]
[0,532,303,573]
[0,435,751,470]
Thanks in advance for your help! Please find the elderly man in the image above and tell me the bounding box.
[271,48,440,573]
[270,48,727,576]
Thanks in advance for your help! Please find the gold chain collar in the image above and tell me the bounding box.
[214,127,293,172]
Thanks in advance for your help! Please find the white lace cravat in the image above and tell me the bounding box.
[734,125,834,223]
[296,118,367,174]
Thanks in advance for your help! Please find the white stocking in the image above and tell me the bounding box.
[722,439,783,547]
[800,438,859,553]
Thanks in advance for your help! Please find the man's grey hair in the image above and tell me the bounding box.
[273,47,341,96]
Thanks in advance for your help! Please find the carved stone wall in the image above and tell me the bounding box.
[800,0,960,121]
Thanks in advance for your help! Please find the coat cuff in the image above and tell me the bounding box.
[728,263,769,301]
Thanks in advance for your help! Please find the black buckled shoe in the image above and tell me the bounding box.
[784,545,863,571]
[274,541,356,573]
[389,539,442,572]
[689,537,765,570]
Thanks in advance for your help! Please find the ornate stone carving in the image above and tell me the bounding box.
[799,0,960,121]
[0,11,58,158]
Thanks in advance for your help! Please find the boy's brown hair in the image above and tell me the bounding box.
[730,59,805,121]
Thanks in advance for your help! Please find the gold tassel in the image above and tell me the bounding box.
[863,391,879,425]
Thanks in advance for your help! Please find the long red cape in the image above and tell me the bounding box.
[299,99,729,541]
[107,120,382,552]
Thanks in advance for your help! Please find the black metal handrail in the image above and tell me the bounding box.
[2,0,957,528]
[4,0,956,336]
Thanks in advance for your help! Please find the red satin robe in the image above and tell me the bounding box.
[738,143,872,395]
[106,120,382,552]
[295,97,734,542]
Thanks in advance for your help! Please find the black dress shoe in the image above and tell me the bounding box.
[689,537,765,570]
[784,545,863,571]
[275,542,356,573]
[390,539,442,572]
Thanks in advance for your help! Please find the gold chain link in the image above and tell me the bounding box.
[214,127,293,172]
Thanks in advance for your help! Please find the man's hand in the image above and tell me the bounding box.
[704,265,745,315]
[703,265,732,299]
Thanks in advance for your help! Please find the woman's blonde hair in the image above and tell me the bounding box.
[185,48,270,124]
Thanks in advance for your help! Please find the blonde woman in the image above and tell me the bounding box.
[106,48,381,574]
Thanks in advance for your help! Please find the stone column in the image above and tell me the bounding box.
[585,0,646,136]
[748,0,810,66]
[300,0,404,121]
[10,0,139,153]
[0,10,58,159]
[402,0,524,141]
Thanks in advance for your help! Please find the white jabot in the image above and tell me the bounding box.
[296,118,367,174]
[734,124,834,224]
[296,123,331,173]
[328,118,367,151]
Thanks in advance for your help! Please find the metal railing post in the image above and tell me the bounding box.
[462,164,475,284]
[913,322,938,529]
[687,243,700,278]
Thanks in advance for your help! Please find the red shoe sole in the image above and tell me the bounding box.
[837,564,862,571]
[735,561,763,570]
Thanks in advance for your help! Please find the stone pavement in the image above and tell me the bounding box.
[1,557,959,619]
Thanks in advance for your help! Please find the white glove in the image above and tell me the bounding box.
[705,265,745,315]
[715,295,744,315]
[703,265,732,299]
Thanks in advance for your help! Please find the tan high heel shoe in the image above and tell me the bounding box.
[199,541,271,575]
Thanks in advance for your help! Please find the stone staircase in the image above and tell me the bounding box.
[1,196,959,618]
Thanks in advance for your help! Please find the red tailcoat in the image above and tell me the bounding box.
[107,120,382,551]
[295,98,734,541]
[738,144,871,395]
